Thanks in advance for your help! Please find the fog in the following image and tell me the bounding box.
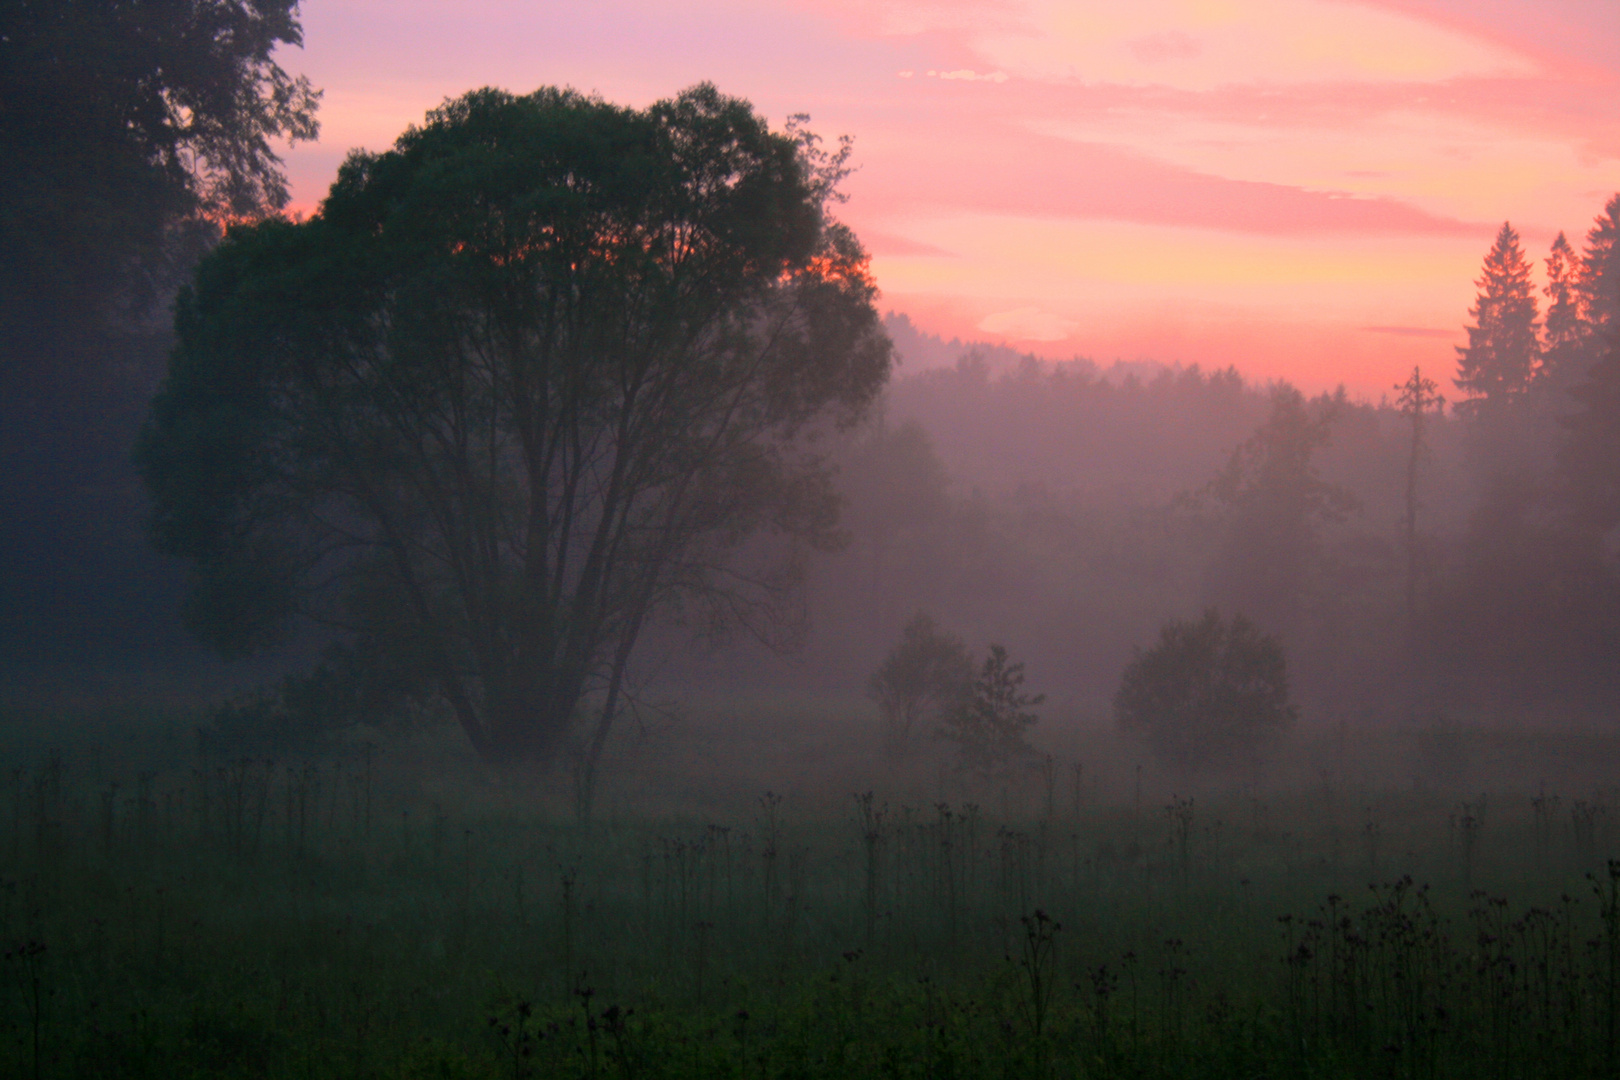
[7,304,1619,789]
[629,305,1607,767]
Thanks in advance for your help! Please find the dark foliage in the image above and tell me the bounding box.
[1203,384,1356,634]
[0,0,320,676]
[0,0,319,355]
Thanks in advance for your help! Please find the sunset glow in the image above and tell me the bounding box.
[277,0,1620,396]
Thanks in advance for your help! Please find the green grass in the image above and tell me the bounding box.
[3,705,1620,1078]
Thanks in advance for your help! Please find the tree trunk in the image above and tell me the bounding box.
[572,610,648,821]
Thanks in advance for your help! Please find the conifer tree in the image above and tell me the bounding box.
[1563,194,1620,537]
[1541,231,1586,392]
[939,645,1043,779]
[1574,196,1620,395]
[1455,222,1540,414]
[1578,195,1620,351]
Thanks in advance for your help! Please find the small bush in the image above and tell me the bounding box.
[1115,608,1295,771]
[197,643,438,758]
[939,644,1043,778]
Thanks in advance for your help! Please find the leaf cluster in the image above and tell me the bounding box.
[1207,384,1357,527]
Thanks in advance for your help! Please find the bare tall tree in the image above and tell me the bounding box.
[1395,366,1444,623]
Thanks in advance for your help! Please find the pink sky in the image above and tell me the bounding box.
[274,0,1620,398]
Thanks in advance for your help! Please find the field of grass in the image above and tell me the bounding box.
[4,701,1620,1078]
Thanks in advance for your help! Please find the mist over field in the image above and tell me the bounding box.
[12,296,1619,796]
[7,2,1620,1077]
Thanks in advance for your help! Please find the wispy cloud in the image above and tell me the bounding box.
[861,231,960,257]
[860,125,1488,236]
[978,306,1077,341]
[930,68,1009,82]
[835,0,1536,88]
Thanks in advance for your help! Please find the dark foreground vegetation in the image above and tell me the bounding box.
[6,706,1620,1080]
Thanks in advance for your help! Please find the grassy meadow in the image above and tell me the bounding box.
[4,701,1620,1078]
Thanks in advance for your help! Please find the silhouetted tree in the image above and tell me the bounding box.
[1563,317,1620,540]
[1115,609,1295,770]
[1455,222,1540,416]
[1578,195,1620,353]
[0,0,323,671]
[1541,232,1587,396]
[1556,198,1620,533]
[868,613,973,762]
[137,86,891,788]
[1395,367,1444,621]
[939,645,1043,778]
[1557,194,1620,556]
[1436,204,1614,708]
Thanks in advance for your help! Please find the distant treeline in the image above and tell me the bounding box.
[703,195,1620,732]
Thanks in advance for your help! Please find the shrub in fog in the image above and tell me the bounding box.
[868,613,974,761]
[939,644,1044,777]
[1115,608,1295,770]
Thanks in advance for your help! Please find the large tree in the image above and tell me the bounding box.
[137,86,891,782]
[0,0,320,358]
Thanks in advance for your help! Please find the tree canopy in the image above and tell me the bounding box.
[1560,195,1620,537]
[1578,195,1620,343]
[137,85,892,774]
[0,0,320,357]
